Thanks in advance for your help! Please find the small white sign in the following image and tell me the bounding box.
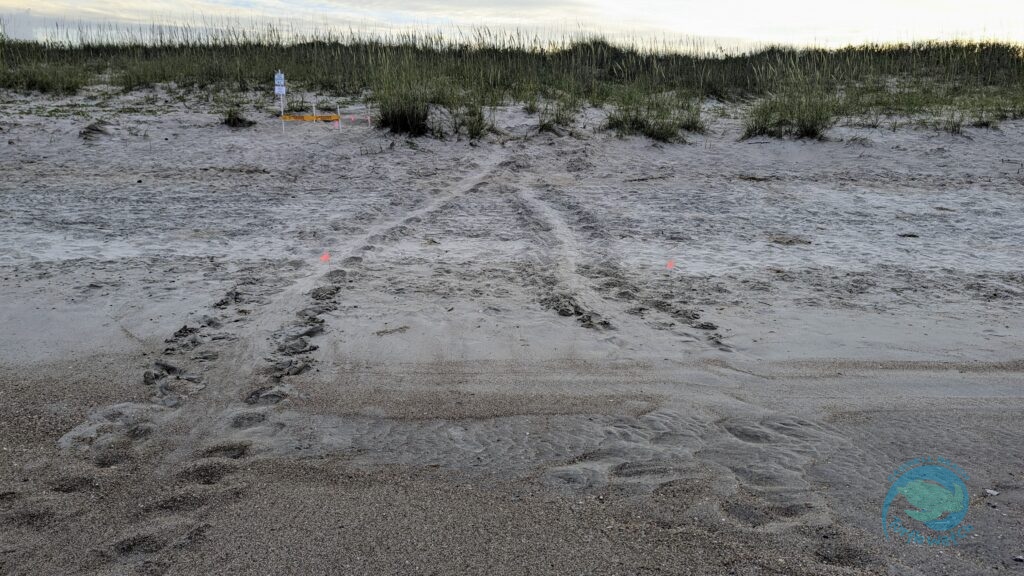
[275,85,286,96]
[274,71,285,86]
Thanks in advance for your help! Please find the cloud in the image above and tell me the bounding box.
[2,0,1023,45]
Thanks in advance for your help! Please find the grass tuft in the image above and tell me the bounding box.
[942,111,964,135]
[607,93,703,142]
[222,106,255,128]
[375,86,430,135]
[461,101,491,140]
[523,95,539,115]
[742,90,838,139]
[539,96,579,134]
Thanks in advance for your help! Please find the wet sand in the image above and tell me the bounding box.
[1,90,1022,575]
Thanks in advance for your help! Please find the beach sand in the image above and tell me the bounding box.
[1,90,1022,574]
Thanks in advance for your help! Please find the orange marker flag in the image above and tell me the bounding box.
[320,251,331,263]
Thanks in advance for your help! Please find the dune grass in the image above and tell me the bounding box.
[457,99,492,140]
[742,89,839,139]
[607,91,704,141]
[375,85,431,136]
[539,94,580,134]
[2,23,1023,138]
[220,103,256,128]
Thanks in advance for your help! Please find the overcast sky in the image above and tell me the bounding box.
[2,0,1023,46]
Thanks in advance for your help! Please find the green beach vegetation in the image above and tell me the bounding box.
[2,22,1023,139]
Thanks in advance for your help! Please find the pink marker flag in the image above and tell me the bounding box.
[320,251,331,263]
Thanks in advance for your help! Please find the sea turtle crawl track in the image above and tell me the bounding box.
[0,84,1020,575]
[55,138,746,479]
[52,130,983,574]
[58,143,511,452]
[516,180,731,351]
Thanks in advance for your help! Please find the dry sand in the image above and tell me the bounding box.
[1,89,1022,575]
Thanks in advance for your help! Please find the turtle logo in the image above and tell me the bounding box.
[882,457,973,546]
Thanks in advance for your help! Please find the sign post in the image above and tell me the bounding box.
[274,71,286,131]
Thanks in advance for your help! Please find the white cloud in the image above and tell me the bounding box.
[2,0,1023,45]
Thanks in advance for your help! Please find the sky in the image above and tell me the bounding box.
[2,0,1024,47]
